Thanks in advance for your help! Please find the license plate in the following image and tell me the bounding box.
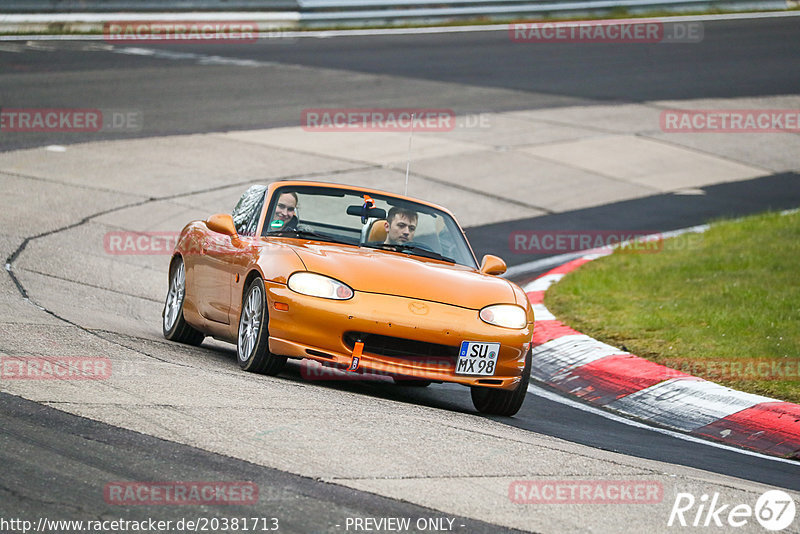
[456,341,500,376]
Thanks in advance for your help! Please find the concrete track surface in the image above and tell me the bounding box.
[1,16,800,534]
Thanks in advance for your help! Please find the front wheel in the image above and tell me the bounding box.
[471,349,531,416]
[237,277,287,375]
[163,257,204,346]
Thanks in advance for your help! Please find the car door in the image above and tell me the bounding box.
[195,187,266,324]
[192,230,236,324]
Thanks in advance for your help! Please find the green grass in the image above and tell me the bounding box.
[545,210,800,404]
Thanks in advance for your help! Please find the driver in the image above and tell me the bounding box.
[384,207,417,245]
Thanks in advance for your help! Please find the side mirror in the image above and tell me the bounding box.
[479,254,507,275]
[206,214,240,242]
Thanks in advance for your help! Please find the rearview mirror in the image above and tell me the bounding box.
[480,254,507,275]
[346,205,387,220]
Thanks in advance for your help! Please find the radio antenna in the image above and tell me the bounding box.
[404,112,415,196]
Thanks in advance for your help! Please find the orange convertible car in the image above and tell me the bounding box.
[163,181,534,416]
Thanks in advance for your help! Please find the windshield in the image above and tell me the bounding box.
[261,185,477,268]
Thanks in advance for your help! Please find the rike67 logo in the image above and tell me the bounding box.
[668,490,796,531]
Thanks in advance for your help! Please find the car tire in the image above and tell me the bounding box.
[163,257,204,346]
[237,277,287,376]
[470,348,531,417]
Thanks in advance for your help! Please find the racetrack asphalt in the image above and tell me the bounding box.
[1,16,800,533]
[2,16,799,151]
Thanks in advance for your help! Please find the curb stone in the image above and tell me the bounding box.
[526,251,800,460]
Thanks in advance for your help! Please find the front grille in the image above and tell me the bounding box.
[343,332,459,361]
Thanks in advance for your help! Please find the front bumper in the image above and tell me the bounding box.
[265,283,532,390]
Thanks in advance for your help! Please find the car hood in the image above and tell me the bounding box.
[286,242,517,310]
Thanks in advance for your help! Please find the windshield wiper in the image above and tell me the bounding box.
[269,229,343,244]
[364,242,455,263]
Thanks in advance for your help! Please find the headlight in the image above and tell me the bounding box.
[288,272,353,300]
[479,304,527,329]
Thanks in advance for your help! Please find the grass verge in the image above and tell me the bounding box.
[545,210,800,404]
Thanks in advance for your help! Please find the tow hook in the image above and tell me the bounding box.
[348,338,364,372]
